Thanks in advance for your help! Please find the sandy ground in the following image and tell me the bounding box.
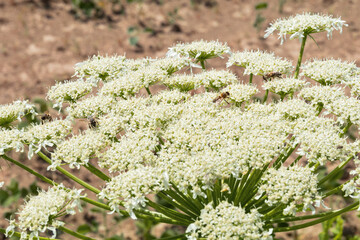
[1,0,360,239]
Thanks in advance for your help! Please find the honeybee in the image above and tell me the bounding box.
[87,116,99,129]
[41,111,53,123]
[262,72,283,81]
[213,91,230,104]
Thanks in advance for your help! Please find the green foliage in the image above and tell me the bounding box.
[253,2,267,32]
[0,179,40,222]
[278,0,286,13]
[319,216,344,240]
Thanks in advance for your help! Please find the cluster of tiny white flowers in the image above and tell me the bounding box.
[222,83,258,104]
[50,130,110,170]
[299,85,345,106]
[0,100,36,127]
[294,117,355,165]
[6,184,84,240]
[263,78,308,97]
[167,40,231,61]
[162,74,199,92]
[24,119,72,159]
[347,80,360,98]
[99,129,159,173]
[258,166,321,216]
[99,166,168,218]
[131,65,169,88]
[8,30,360,238]
[264,13,347,44]
[301,59,359,85]
[186,201,272,240]
[66,95,116,118]
[194,69,238,90]
[73,55,147,84]
[300,86,360,126]
[46,80,93,108]
[274,99,318,121]
[227,50,293,76]
[156,102,291,195]
[150,89,190,105]
[326,96,360,126]
[100,74,143,98]
[0,128,24,155]
[342,166,360,206]
[150,57,191,75]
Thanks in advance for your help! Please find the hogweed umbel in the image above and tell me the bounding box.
[1,12,360,240]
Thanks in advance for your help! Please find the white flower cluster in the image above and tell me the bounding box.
[186,201,273,240]
[24,119,72,159]
[264,13,347,44]
[99,166,168,218]
[274,99,317,121]
[195,69,238,90]
[99,129,159,173]
[167,40,231,61]
[222,83,258,104]
[46,80,93,108]
[300,86,360,126]
[100,74,144,98]
[150,57,191,75]
[227,50,293,76]
[299,86,345,106]
[6,184,84,240]
[0,128,24,155]
[50,130,110,169]
[73,55,142,84]
[347,80,360,98]
[301,59,359,85]
[263,77,308,97]
[162,74,199,92]
[294,117,355,165]
[0,100,36,127]
[258,166,321,215]
[151,89,190,105]
[66,95,116,118]
[156,102,291,196]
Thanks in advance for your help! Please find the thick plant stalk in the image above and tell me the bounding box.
[294,34,308,78]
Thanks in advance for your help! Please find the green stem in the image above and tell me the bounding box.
[318,156,353,186]
[84,163,110,181]
[200,60,206,70]
[249,73,253,84]
[37,152,101,194]
[294,34,308,79]
[340,120,352,138]
[58,226,96,240]
[263,90,269,103]
[273,201,359,232]
[323,175,359,198]
[1,154,57,186]
[2,154,121,216]
[145,86,152,97]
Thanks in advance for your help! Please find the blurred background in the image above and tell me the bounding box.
[1,0,360,239]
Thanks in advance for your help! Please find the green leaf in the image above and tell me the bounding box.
[255,2,268,10]
[105,235,125,240]
[77,224,92,235]
[0,189,10,205]
[29,182,40,195]
[7,179,19,195]
[129,36,139,46]
[20,187,29,198]
[3,193,21,207]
